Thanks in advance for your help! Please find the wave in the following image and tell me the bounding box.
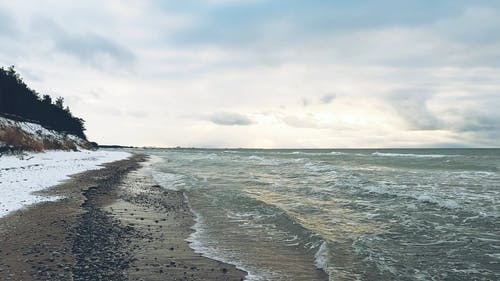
[363,185,461,210]
[314,241,332,280]
[248,155,266,161]
[246,155,293,166]
[304,162,337,173]
[151,170,186,190]
[287,151,349,156]
[184,194,266,281]
[372,152,454,158]
[415,194,460,209]
[329,151,348,156]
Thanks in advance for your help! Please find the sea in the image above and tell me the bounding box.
[141,148,499,281]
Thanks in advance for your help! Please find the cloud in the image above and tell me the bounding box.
[301,98,310,107]
[0,1,499,147]
[129,110,149,119]
[33,17,135,68]
[388,89,443,130]
[0,9,17,37]
[56,32,135,65]
[320,94,336,104]
[209,112,254,125]
[202,0,265,6]
[161,0,465,47]
[159,1,500,69]
[283,114,322,129]
[434,7,500,44]
[447,98,500,145]
[298,94,335,107]
[457,115,500,139]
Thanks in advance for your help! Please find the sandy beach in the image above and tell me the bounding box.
[0,154,246,280]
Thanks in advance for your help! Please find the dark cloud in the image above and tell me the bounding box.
[457,114,500,132]
[209,112,253,125]
[320,94,336,104]
[388,89,443,130]
[388,88,500,146]
[33,17,135,67]
[452,111,500,145]
[56,33,135,64]
[159,1,500,69]
[161,0,467,46]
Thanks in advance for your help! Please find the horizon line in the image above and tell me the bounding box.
[98,145,500,150]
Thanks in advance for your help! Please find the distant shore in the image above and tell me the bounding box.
[0,154,246,280]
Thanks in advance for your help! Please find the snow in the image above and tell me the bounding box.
[0,150,130,218]
[1,116,58,138]
[0,116,88,149]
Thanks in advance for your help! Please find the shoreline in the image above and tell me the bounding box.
[0,153,246,280]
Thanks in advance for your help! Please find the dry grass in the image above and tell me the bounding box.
[0,126,44,151]
[0,125,86,151]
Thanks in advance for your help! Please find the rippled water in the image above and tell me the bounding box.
[143,148,499,281]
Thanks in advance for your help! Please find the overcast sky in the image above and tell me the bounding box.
[1,0,499,148]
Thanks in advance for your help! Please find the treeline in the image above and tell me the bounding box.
[0,66,86,139]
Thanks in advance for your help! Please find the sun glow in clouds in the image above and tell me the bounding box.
[0,0,499,147]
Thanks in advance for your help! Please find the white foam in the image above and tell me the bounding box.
[415,194,460,209]
[304,162,336,173]
[246,155,282,166]
[314,241,329,269]
[363,186,462,210]
[151,170,186,190]
[183,193,267,281]
[485,253,500,260]
[248,155,265,161]
[372,152,453,158]
[314,241,334,281]
[364,185,390,195]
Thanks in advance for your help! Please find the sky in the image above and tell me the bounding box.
[1,0,499,148]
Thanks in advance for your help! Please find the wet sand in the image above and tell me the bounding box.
[0,154,246,280]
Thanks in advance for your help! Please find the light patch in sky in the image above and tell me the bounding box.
[0,0,499,147]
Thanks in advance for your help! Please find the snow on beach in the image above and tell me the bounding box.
[0,150,130,218]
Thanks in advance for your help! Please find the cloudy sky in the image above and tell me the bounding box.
[1,0,499,148]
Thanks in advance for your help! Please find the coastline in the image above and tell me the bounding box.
[0,153,246,280]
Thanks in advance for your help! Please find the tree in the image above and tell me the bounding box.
[0,66,87,139]
[42,94,52,104]
[55,97,64,109]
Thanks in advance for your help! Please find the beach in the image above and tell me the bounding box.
[0,154,246,280]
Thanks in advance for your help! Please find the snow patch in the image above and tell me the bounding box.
[0,150,130,217]
[0,116,89,150]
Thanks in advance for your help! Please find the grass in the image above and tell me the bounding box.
[0,125,88,151]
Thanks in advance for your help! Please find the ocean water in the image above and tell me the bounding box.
[143,148,499,281]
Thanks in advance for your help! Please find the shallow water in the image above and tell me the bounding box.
[142,148,500,280]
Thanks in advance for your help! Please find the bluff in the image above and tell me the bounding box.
[0,66,94,153]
